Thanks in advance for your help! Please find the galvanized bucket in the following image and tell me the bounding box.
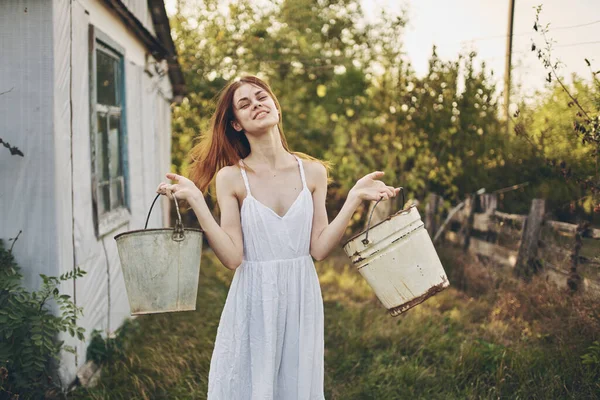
[114,193,203,315]
[343,189,449,317]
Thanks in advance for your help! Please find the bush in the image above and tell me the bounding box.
[0,239,86,399]
[86,319,141,367]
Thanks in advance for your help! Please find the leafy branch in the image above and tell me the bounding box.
[526,6,600,208]
[532,7,598,146]
[0,237,87,398]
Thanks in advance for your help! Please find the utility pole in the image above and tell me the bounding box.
[504,0,515,134]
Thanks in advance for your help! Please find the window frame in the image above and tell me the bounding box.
[89,26,130,238]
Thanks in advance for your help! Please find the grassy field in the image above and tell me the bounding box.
[69,247,600,399]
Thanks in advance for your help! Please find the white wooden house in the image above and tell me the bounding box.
[0,0,185,386]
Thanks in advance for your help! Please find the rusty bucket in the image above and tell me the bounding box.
[343,190,449,316]
[114,194,203,315]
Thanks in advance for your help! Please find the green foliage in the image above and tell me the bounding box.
[168,0,522,235]
[582,341,600,368]
[511,78,600,218]
[0,239,86,399]
[511,6,600,221]
[85,320,141,367]
[167,0,600,233]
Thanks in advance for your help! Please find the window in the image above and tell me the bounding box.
[89,27,129,237]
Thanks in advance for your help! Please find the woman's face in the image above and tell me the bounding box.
[231,83,280,133]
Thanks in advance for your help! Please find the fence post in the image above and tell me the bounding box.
[480,193,498,214]
[481,193,498,242]
[567,221,590,292]
[514,198,546,279]
[425,193,443,237]
[462,195,477,252]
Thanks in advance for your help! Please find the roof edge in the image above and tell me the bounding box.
[147,0,187,101]
[99,0,187,102]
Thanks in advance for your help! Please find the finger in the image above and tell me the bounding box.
[368,171,384,180]
[171,184,179,194]
[166,173,180,182]
[157,184,168,194]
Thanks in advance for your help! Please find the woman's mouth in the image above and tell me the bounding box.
[254,110,268,120]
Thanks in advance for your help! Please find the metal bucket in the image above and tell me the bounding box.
[114,194,203,315]
[343,190,449,317]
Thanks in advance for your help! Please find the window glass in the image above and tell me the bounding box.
[91,34,128,232]
[97,113,110,181]
[111,179,124,210]
[99,182,110,215]
[109,114,122,179]
[96,49,119,106]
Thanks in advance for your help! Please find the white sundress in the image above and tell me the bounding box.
[207,155,325,400]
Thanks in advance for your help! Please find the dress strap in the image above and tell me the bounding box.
[294,155,308,190]
[238,159,252,197]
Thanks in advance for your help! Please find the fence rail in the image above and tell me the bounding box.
[425,193,600,292]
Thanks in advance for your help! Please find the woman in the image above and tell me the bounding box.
[156,75,400,399]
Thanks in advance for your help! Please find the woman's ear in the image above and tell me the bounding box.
[231,120,243,132]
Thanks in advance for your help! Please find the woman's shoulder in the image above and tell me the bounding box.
[215,164,244,196]
[299,158,328,192]
[301,158,327,177]
[215,164,241,180]
[218,163,242,173]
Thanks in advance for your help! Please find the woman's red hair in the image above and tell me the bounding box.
[188,75,330,193]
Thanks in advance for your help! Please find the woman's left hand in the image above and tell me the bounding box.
[348,171,401,203]
[156,173,203,203]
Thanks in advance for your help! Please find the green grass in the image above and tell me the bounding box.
[69,247,600,399]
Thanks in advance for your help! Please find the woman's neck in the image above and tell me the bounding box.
[243,125,292,169]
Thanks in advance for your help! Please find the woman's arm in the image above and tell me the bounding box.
[187,166,244,270]
[308,163,399,261]
[161,167,243,270]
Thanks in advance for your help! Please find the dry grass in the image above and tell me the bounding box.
[69,247,600,399]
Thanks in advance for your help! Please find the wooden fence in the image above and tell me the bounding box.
[421,193,600,292]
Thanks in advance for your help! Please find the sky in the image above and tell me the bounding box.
[364,0,600,102]
[165,0,600,103]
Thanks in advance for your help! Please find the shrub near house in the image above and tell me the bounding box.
[0,239,86,399]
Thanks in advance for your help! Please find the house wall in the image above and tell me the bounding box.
[78,0,148,66]
[0,1,60,289]
[60,0,175,386]
[0,0,175,387]
[52,1,76,384]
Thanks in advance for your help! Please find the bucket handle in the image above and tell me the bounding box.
[362,187,405,245]
[144,193,185,242]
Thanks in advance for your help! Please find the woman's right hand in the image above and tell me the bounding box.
[156,173,203,203]
[348,171,400,203]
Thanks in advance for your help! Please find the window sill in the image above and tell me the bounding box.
[98,207,131,238]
